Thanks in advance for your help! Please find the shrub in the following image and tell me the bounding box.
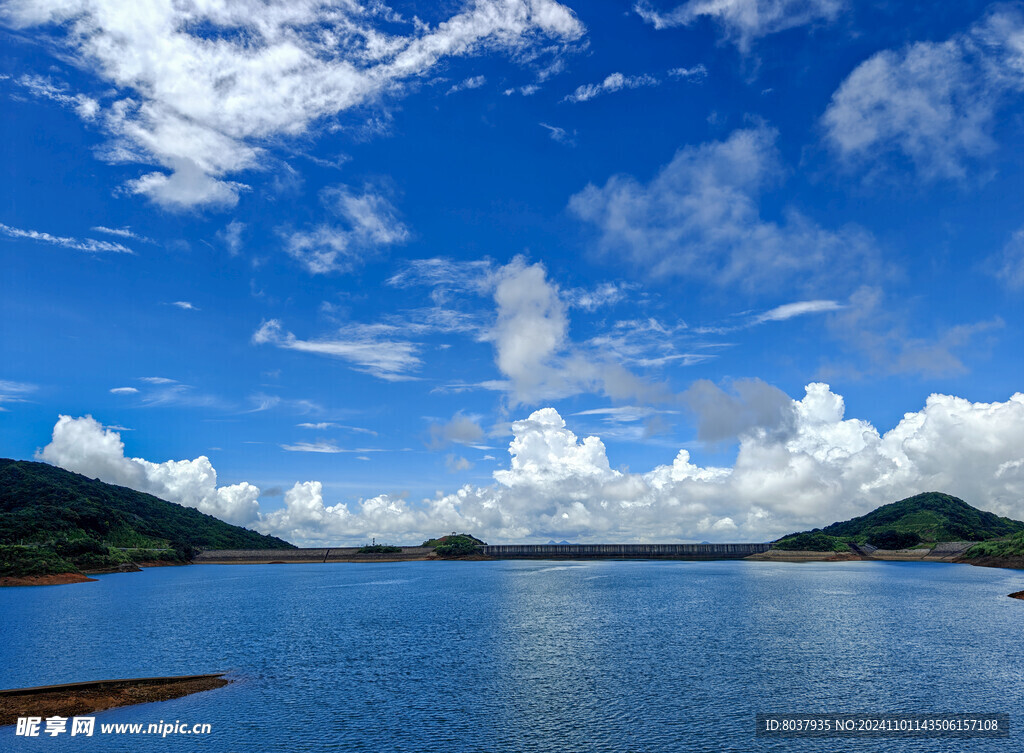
[866,530,922,550]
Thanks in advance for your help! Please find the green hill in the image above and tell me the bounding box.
[774,492,1024,552]
[0,458,294,578]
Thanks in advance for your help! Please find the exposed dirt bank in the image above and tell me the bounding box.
[0,674,229,727]
[1009,590,1024,600]
[959,555,1024,570]
[744,550,863,563]
[0,573,97,587]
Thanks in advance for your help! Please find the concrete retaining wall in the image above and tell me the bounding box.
[479,543,771,559]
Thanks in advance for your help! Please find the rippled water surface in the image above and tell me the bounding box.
[3,560,1023,751]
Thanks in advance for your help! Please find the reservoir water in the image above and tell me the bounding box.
[3,559,1023,751]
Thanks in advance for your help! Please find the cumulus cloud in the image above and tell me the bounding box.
[38,415,260,524]
[568,125,878,291]
[823,7,1024,180]
[253,319,422,382]
[681,378,794,442]
[4,0,584,208]
[250,386,1024,544]
[634,0,842,51]
[39,388,1024,545]
[1,222,134,254]
[563,72,659,103]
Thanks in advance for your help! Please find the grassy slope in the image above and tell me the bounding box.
[0,459,294,576]
[774,492,1024,552]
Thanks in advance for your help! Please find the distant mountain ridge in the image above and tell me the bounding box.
[0,458,294,579]
[775,492,1024,552]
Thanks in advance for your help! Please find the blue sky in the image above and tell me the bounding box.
[3,0,1024,545]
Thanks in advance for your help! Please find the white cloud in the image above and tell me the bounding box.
[994,225,1024,289]
[504,84,540,95]
[823,7,1024,180]
[280,441,382,453]
[824,286,1002,378]
[5,0,584,208]
[218,220,246,256]
[668,64,708,81]
[752,299,842,323]
[38,415,260,524]
[447,74,487,94]
[171,301,198,311]
[253,319,422,382]
[282,184,408,274]
[297,422,377,436]
[11,74,99,120]
[41,388,1024,545]
[539,122,575,145]
[475,259,681,405]
[428,412,486,448]
[0,379,35,410]
[634,0,842,51]
[563,72,659,103]
[109,387,139,395]
[250,387,1024,544]
[92,226,154,243]
[568,126,878,290]
[446,454,474,472]
[0,222,134,254]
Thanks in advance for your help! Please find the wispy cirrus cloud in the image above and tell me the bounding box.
[1,222,134,254]
[253,319,422,382]
[751,299,843,323]
[0,379,36,410]
[280,441,385,454]
[634,0,842,51]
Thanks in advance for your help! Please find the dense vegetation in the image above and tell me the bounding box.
[0,459,294,576]
[773,492,1024,552]
[357,544,402,553]
[423,533,486,557]
[772,532,850,552]
[962,531,1024,559]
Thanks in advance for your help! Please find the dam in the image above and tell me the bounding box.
[193,542,771,564]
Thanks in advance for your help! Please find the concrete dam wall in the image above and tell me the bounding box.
[479,543,771,559]
[194,543,771,563]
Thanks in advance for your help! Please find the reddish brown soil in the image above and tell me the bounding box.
[0,573,97,588]
[1008,590,1024,600]
[956,555,1024,570]
[0,675,229,727]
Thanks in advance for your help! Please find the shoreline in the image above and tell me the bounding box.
[0,674,229,727]
[6,548,1024,588]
